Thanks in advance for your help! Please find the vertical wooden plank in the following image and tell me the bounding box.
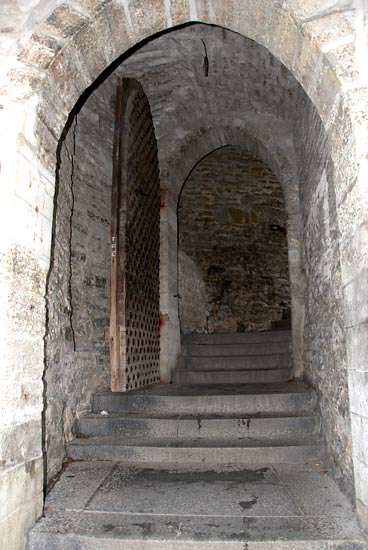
[118,80,161,391]
[117,81,130,392]
[110,77,123,392]
[110,77,160,392]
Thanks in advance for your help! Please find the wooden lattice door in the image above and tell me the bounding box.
[110,78,160,392]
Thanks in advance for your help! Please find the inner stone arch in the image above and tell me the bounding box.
[178,145,291,335]
[165,121,305,377]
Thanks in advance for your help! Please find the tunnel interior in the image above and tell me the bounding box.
[45,22,353,502]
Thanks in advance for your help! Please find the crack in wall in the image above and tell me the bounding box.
[65,116,77,352]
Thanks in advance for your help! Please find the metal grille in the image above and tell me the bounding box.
[118,80,160,391]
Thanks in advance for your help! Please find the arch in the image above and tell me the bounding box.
[177,144,292,334]
[0,2,367,544]
[1,4,363,277]
[166,119,304,377]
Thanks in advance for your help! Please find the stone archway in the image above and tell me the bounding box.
[162,119,305,379]
[0,2,367,547]
[177,145,292,333]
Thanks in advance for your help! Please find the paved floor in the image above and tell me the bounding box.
[30,460,367,548]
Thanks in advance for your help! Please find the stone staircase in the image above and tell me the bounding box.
[174,330,292,384]
[28,331,366,549]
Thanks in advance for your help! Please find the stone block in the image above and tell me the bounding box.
[0,492,42,550]
[178,250,207,333]
[0,457,43,522]
[46,43,94,120]
[309,57,342,125]
[0,420,42,469]
[267,6,299,70]
[282,0,329,22]
[348,370,368,419]
[71,0,112,18]
[14,145,53,222]
[164,0,191,26]
[325,41,360,88]
[350,412,368,466]
[342,268,368,328]
[67,14,115,83]
[126,0,167,40]
[0,335,44,381]
[33,116,59,173]
[40,4,89,40]
[19,32,62,70]
[214,0,271,47]
[293,13,352,112]
[0,64,38,102]
[345,323,368,372]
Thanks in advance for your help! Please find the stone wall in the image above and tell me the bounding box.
[0,2,367,546]
[178,147,290,334]
[44,77,114,483]
[178,250,207,334]
[294,96,354,499]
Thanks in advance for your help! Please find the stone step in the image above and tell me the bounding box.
[92,383,318,415]
[183,341,290,356]
[173,368,291,385]
[184,330,291,345]
[28,512,367,550]
[28,461,365,550]
[179,354,290,370]
[78,412,320,439]
[67,435,324,464]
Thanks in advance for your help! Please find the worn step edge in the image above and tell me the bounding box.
[183,330,292,345]
[173,369,291,384]
[77,413,321,438]
[28,511,366,550]
[92,391,318,415]
[179,355,291,370]
[183,343,291,357]
[81,411,320,420]
[67,438,323,464]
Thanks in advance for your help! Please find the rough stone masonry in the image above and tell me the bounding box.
[0,2,367,549]
[179,146,290,334]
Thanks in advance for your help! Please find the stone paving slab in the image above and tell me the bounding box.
[45,461,116,512]
[29,461,367,549]
[29,511,366,549]
[87,464,296,517]
[274,463,355,518]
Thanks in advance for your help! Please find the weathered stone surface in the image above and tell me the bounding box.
[44,75,114,483]
[179,147,290,333]
[41,18,358,515]
[0,457,43,522]
[294,95,354,499]
[28,461,366,549]
[0,491,42,550]
[40,4,89,40]
[19,32,62,69]
[178,250,207,334]
[0,2,367,548]
[0,421,42,469]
